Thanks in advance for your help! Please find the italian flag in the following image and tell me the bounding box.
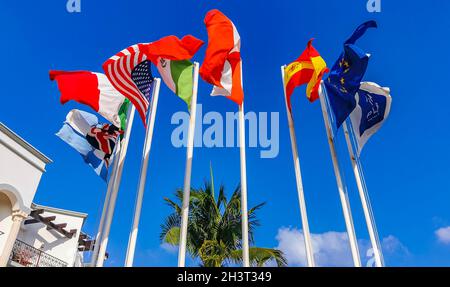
[50,70,129,130]
[147,35,204,111]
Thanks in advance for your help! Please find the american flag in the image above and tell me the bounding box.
[103,44,154,126]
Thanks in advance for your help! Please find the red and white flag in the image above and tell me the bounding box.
[50,70,127,128]
[200,9,244,105]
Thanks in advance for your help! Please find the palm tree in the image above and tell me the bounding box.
[160,170,287,267]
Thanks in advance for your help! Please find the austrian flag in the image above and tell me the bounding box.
[200,9,244,105]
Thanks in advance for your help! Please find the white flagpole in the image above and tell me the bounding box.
[90,142,121,267]
[318,82,361,267]
[239,101,250,267]
[96,105,136,267]
[343,121,384,267]
[178,63,200,267]
[280,66,315,267]
[124,78,161,267]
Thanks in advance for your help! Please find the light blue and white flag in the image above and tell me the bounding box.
[349,82,392,155]
[56,109,116,181]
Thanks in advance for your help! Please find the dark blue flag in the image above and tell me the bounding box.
[324,21,377,129]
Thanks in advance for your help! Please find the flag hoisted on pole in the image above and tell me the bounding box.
[96,43,158,267]
[281,39,329,267]
[341,82,392,267]
[177,62,200,267]
[199,9,250,267]
[321,21,381,267]
[95,105,135,266]
[90,143,120,266]
[124,78,161,267]
[319,82,361,267]
[281,66,315,267]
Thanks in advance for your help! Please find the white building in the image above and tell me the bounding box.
[0,122,95,267]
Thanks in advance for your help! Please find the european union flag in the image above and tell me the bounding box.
[324,21,377,129]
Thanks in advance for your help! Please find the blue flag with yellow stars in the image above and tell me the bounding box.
[324,21,377,129]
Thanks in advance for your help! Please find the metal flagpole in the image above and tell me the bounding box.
[124,78,161,267]
[90,142,121,267]
[96,105,136,267]
[318,82,361,267]
[280,66,315,267]
[239,101,250,267]
[343,120,384,267]
[178,63,200,267]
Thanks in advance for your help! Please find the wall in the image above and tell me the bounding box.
[0,193,12,256]
[17,209,85,267]
[0,142,45,209]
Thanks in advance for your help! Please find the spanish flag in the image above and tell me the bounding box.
[284,39,328,110]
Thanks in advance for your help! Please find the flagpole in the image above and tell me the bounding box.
[89,142,121,266]
[96,105,136,267]
[124,78,161,267]
[318,82,361,267]
[238,101,251,267]
[280,66,316,267]
[178,62,200,267]
[343,121,384,267]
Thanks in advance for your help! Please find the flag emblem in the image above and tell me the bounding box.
[86,123,122,166]
[284,39,328,110]
[349,82,392,154]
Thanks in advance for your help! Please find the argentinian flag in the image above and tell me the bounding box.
[349,82,392,155]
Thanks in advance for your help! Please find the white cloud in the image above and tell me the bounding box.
[435,226,450,244]
[275,227,409,267]
[160,242,178,254]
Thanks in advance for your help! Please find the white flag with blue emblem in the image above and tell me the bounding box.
[349,82,392,155]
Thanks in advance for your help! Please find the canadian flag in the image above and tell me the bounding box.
[200,9,244,105]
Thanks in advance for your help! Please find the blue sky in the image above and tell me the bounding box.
[1,0,450,266]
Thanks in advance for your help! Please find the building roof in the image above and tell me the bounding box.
[31,203,88,220]
[0,122,52,164]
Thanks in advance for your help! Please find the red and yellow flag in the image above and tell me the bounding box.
[284,39,328,110]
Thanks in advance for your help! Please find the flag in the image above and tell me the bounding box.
[49,70,129,130]
[200,9,244,105]
[324,21,377,129]
[284,39,329,110]
[349,82,392,155]
[56,109,119,181]
[103,44,155,126]
[146,35,204,110]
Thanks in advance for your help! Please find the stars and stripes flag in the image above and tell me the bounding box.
[103,44,155,126]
